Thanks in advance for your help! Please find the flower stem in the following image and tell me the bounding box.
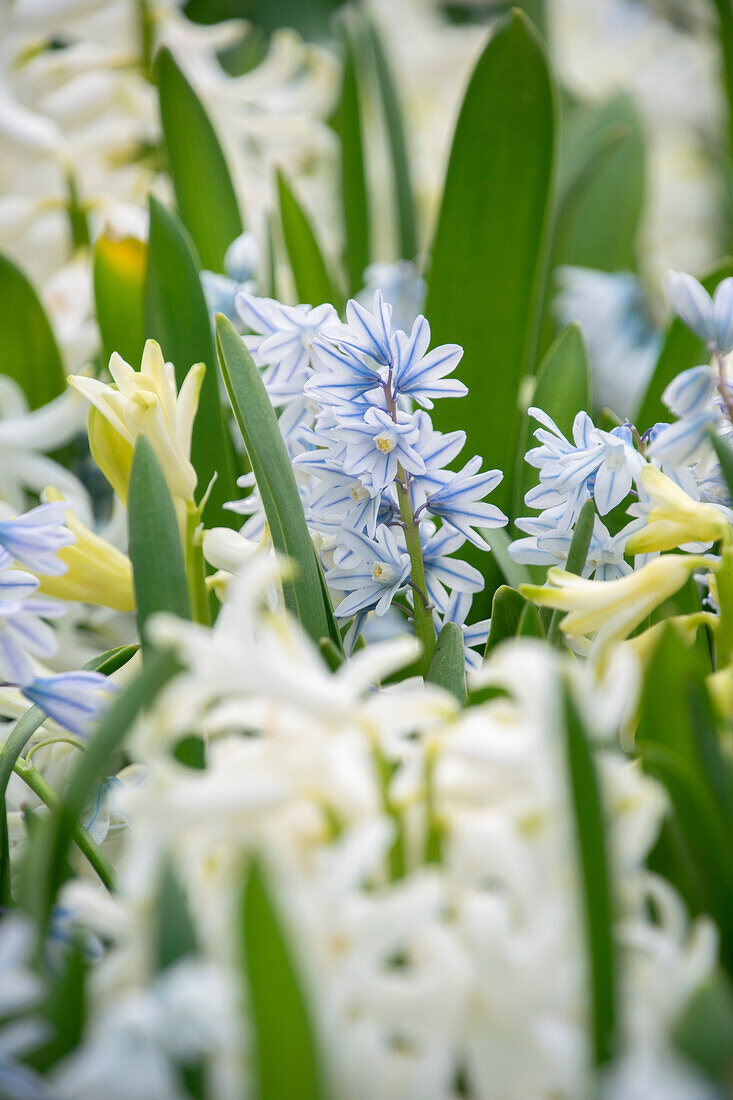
[396,472,435,675]
[715,542,733,668]
[184,502,211,627]
[13,758,115,891]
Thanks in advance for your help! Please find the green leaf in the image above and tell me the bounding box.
[674,970,733,1084]
[517,603,545,637]
[28,940,87,1072]
[516,322,591,510]
[21,646,180,938]
[334,21,370,295]
[637,258,733,429]
[145,196,238,526]
[426,11,556,523]
[240,860,324,1100]
[365,16,417,260]
[547,498,595,645]
[563,684,616,1066]
[156,46,243,273]
[558,93,644,273]
[155,859,198,971]
[277,170,342,309]
[0,644,137,905]
[128,436,191,648]
[0,253,66,408]
[484,585,526,655]
[636,625,733,971]
[426,622,467,705]
[216,315,332,643]
[93,230,146,367]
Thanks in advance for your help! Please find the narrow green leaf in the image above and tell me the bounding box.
[128,436,191,647]
[241,860,324,1100]
[21,646,179,937]
[558,93,644,273]
[517,603,545,637]
[365,17,417,259]
[484,585,526,655]
[216,315,331,643]
[93,230,146,367]
[0,253,66,408]
[516,322,591,510]
[0,644,138,905]
[563,685,616,1066]
[28,940,87,1072]
[277,170,342,309]
[145,196,238,526]
[547,498,595,646]
[156,46,243,273]
[426,12,556,523]
[638,259,733,429]
[426,622,466,705]
[334,23,370,295]
[155,859,198,971]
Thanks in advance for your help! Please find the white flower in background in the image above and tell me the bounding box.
[51,558,715,1100]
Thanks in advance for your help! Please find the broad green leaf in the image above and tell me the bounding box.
[333,22,370,295]
[563,685,616,1066]
[485,586,526,655]
[638,259,733,429]
[559,93,644,272]
[0,644,137,905]
[145,196,238,526]
[517,603,545,637]
[93,230,146,367]
[156,46,243,273]
[426,11,556,523]
[240,860,324,1100]
[128,437,191,648]
[155,859,198,971]
[21,646,179,937]
[216,316,332,643]
[0,253,66,408]
[547,498,595,645]
[426,622,466,705]
[365,17,417,260]
[277,170,342,309]
[516,322,591,510]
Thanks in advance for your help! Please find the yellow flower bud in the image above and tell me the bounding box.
[34,488,135,612]
[88,404,134,504]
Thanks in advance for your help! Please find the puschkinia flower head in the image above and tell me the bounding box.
[228,287,507,640]
[22,670,117,737]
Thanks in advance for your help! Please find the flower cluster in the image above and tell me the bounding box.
[511,273,733,602]
[41,556,715,1100]
[228,289,507,662]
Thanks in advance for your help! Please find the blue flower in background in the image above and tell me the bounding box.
[326,525,410,618]
[0,502,73,576]
[391,316,466,408]
[335,406,426,492]
[425,457,506,549]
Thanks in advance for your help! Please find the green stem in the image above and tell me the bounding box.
[13,758,115,892]
[184,502,211,627]
[65,172,90,251]
[372,739,405,880]
[396,476,436,676]
[136,0,154,78]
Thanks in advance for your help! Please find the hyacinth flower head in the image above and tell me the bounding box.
[69,340,204,506]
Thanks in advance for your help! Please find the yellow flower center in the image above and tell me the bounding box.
[375,431,396,453]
